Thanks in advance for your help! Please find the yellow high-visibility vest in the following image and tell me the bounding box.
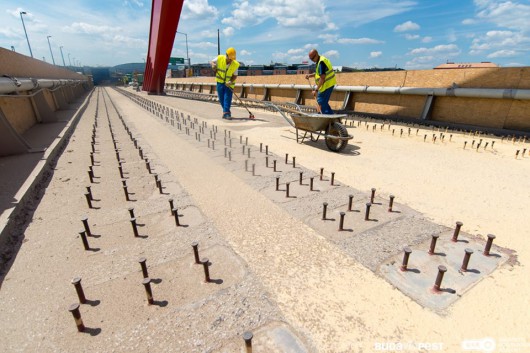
[315,56,336,92]
[215,55,239,89]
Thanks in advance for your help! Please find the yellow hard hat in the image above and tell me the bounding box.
[226,47,236,60]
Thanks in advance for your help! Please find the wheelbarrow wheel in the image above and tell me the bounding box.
[325,122,349,152]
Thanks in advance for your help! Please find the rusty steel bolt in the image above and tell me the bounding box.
[157,179,163,194]
[121,178,127,187]
[299,172,303,185]
[168,199,175,215]
[118,164,124,179]
[240,135,243,144]
[229,151,232,161]
[265,156,269,168]
[400,247,412,272]
[292,156,296,168]
[81,217,92,237]
[260,143,263,152]
[432,265,447,292]
[364,203,372,221]
[265,145,269,155]
[138,257,149,278]
[115,150,120,161]
[139,147,144,159]
[201,258,211,283]
[78,230,90,250]
[464,141,467,149]
[90,153,95,166]
[243,331,254,353]
[242,145,245,155]
[86,186,93,201]
[245,160,248,172]
[460,248,474,272]
[247,148,251,159]
[286,182,290,198]
[338,212,346,231]
[131,218,139,237]
[146,160,152,173]
[273,160,277,172]
[320,167,324,181]
[84,192,93,209]
[88,170,94,183]
[322,202,328,220]
[330,172,336,186]
[452,221,463,242]
[370,188,376,203]
[91,143,95,153]
[276,177,280,191]
[68,303,85,332]
[71,277,87,304]
[428,234,440,255]
[484,234,496,256]
[212,141,215,150]
[172,208,181,226]
[285,153,289,164]
[310,177,314,191]
[348,194,354,211]
[142,278,154,305]
[191,242,201,264]
[224,147,227,158]
[388,195,395,212]
[123,185,130,201]
[128,207,135,218]
[252,164,255,176]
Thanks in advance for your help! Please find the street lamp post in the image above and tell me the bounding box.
[176,31,190,76]
[47,35,56,65]
[19,11,33,58]
[59,46,66,66]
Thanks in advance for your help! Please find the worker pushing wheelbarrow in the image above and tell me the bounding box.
[264,49,352,152]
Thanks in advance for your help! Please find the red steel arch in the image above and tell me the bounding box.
[143,0,185,94]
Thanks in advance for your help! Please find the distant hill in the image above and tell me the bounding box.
[112,63,145,73]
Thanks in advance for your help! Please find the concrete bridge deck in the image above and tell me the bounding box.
[0,86,528,352]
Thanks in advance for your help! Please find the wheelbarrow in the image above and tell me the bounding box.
[265,102,353,152]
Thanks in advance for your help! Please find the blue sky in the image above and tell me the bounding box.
[1,0,529,69]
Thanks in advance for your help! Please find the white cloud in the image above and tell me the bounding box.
[63,22,122,35]
[182,0,218,20]
[475,0,530,31]
[487,49,517,58]
[462,18,476,25]
[394,20,420,32]
[422,36,433,43]
[324,50,339,58]
[222,0,336,31]
[370,51,382,58]
[189,41,217,49]
[337,37,384,45]
[405,34,420,40]
[409,44,461,56]
[240,49,251,56]
[223,27,234,37]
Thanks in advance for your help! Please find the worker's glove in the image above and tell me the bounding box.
[226,81,233,86]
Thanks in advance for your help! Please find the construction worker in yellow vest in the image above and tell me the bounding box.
[211,47,239,120]
[305,49,337,114]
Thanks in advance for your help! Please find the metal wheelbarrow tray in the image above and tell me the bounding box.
[266,102,353,152]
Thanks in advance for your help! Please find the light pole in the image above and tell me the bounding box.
[19,11,33,58]
[176,31,190,76]
[59,46,66,66]
[47,35,56,65]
